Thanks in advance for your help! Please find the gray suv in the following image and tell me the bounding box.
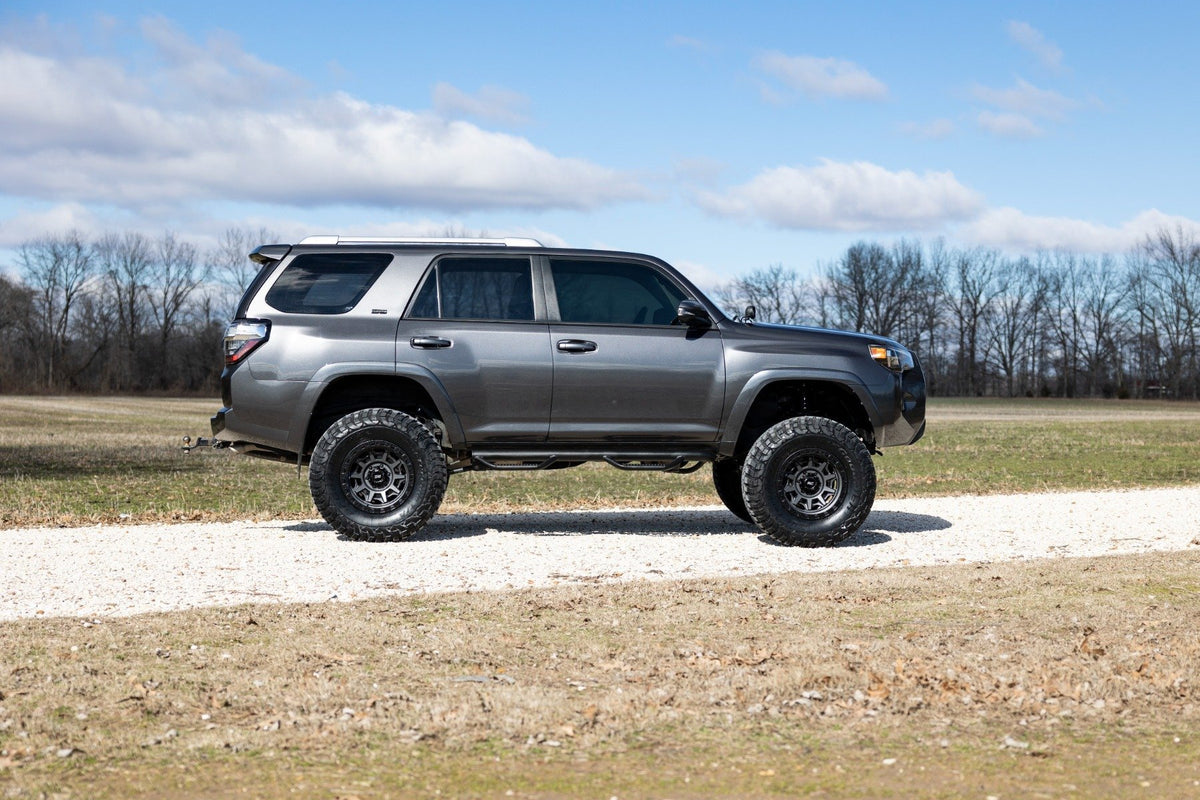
[211,235,925,546]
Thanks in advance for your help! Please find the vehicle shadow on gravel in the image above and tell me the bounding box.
[289,509,950,547]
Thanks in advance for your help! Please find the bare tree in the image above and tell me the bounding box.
[823,240,930,343]
[17,231,95,389]
[0,275,34,391]
[948,248,1002,396]
[1127,226,1200,398]
[714,263,810,324]
[983,257,1046,396]
[147,232,207,388]
[208,226,279,315]
[96,232,154,389]
[1078,255,1129,396]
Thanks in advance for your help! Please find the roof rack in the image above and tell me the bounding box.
[298,235,544,247]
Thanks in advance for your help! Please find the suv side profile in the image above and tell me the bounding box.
[211,235,925,547]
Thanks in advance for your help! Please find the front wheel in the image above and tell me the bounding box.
[309,408,448,541]
[740,416,876,547]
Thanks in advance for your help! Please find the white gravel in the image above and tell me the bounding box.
[2,485,1198,622]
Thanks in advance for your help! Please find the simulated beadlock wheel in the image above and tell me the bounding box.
[308,408,448,542]
[712,458,753,523]
[740,416,876,547]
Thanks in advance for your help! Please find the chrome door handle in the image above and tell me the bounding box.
[556,339,597,353]
[410,336,452,349]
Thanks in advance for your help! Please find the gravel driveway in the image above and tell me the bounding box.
[3,486,1198,622]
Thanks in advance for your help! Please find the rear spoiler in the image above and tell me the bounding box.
[249,244,292,265]
[236,244,292,319]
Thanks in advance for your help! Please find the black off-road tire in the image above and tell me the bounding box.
[712,459,753,523]
[309,408,448,542]
[741,416,876,547]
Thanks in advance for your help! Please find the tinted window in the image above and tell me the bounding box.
[265,253,391,314]
[551,259,686,325]
[408,257,534,321]
[408,274,439,318]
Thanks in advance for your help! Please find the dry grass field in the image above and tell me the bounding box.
[2,552,1198,798]
[3,395,1200,797]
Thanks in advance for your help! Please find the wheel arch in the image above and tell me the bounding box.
[720,373,879,460]
[302,370,464,456]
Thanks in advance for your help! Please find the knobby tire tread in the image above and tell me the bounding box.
[309,408,448,542]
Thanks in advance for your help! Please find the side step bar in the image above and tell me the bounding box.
[472,451,712,474]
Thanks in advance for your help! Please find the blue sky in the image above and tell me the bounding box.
[2,1,1198,289]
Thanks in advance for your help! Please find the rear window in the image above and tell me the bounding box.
[265,253,392,314]
[406,257,534,321]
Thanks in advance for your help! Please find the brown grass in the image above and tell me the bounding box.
[3,551,1199,797]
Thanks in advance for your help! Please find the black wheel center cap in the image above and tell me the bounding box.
[799,471,821,493]
[366,464,392,489]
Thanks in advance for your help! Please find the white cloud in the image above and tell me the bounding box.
[696,160,983,232]
[0,202,104,248]
[1006,21,1064,71]
[672,259,727,294]
[899,118,956,139]
[754,52,887,101]
[667,35,715,54]
[0,21,645,215]
[975,111,1043,138]
[971,78,1077,121]
[432,82,531,126]
[962,207,1200,253]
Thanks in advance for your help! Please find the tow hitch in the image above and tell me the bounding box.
[181,436,230,454]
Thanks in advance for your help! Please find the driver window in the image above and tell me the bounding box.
[550,259,685,325]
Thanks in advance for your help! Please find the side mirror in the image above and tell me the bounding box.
[675,299,712,329]
[743,305,756,321]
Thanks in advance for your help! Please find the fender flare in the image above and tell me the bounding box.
[718,368,884,458]
[283,362,467,454]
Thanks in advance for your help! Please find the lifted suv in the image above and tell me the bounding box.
[211,235,925,546]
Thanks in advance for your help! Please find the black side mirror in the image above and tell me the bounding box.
[743,305,756,321]
[675,299,712,329]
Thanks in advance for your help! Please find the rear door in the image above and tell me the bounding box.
[545,256,725,443]
[397,255,552,443]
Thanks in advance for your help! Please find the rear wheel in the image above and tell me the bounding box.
[712,459,752,523]
[741,416,875,547]
[309,408,448,541]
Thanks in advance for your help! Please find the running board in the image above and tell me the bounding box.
[472,451,712,473]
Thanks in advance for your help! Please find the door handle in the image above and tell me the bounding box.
[410,336,452,349]
[557,339,597,353]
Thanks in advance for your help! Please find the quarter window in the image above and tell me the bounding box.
[265,253,392,314]
[407,257,534,321]
[550,259,686,325]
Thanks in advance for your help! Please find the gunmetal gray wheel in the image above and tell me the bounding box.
[341,441,413,513]
[741,416,875,547]
[779,452,844,517]
[309,408,448,542]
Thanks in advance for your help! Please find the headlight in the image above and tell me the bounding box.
[869,344,914,373]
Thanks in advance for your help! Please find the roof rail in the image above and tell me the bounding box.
[298,235,544,247]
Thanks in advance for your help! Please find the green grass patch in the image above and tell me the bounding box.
[2,395,1199,528]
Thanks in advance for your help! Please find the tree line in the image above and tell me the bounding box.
[1,225,1197,398]
[716,226,1200,399]
[0,228,272,394]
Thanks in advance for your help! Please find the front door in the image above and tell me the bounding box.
[545,257,725,442]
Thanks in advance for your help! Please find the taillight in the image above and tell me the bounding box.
[223,320,270,366]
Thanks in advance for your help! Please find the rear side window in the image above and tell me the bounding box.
[550,258,685,325]
[265,253,392,314]
[407,257,534,321]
